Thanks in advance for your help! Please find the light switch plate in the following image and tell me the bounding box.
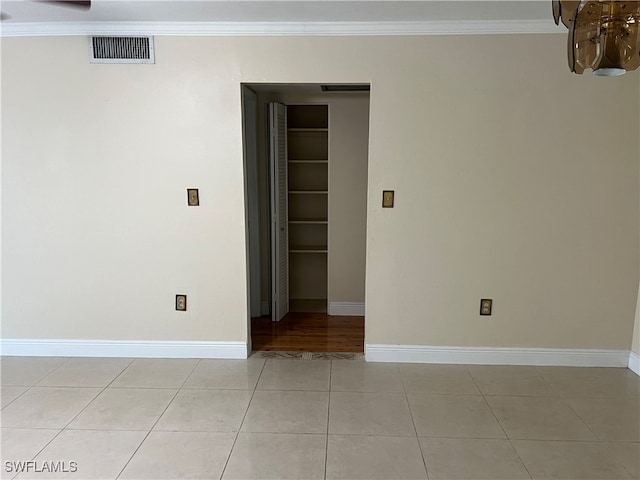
[187,189,199,206]
[480,299,492,315]
[176,294,187,311]
[382,190,394,208]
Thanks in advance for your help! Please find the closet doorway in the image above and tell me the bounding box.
[242,84,369,353]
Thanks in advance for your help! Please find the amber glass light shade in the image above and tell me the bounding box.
[553,0,640,75]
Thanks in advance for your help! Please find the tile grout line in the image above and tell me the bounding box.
[0,362,63,480]
[1,385,33,412]
[600,442,638,480]
[112,405,172,480]
[63,357,137,427]
[561,399,604,441]
[465,366,534,480]
[496,378,634,478]
[0,357,73,413]
[324,359,332,480]
[114,358,202,480]
[10,358,137,477]
[31,356,74,385]
[218,357,268,480]
[174,358,203,391]
[556,387,636,477]
[536,367,567,399]
[41,428,622,441]
[531,369,611,444]
[532,365,550,383]
[400,363,431,480]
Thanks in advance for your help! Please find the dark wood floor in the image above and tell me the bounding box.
[251,312,364,352]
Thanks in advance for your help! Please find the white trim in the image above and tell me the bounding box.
[365,344,630,367]
[629,351,640,376]
[0,339,248,359]
[0,20,564,38]
[329,302,365,316]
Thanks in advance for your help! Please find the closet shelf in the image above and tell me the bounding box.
[289,219,328,224]
[289,245,328,253]
[288,160,328,164]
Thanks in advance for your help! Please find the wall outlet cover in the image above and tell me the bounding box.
[382,190,394,208]
[187,189,199,206]
[480,298,492,315]
[176,294,187,311]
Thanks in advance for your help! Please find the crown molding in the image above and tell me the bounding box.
[0,19,563,37]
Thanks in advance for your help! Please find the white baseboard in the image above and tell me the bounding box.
[0,339,248,359]
[2,338,633,369]
[365,344,630,367]
[329,302,365,316]
[629,351,640,376]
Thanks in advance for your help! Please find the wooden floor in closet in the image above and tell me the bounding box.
[251,312,364,352]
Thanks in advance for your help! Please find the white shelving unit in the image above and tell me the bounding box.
[287,104,329,313]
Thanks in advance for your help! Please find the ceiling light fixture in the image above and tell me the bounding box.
[553,0,640,76]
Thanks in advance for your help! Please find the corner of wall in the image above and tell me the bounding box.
[634,287,640,356]
[630,288,640,376]
[635,75,640,357]
[631,75,640,375]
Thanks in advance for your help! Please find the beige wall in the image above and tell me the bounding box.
[2,35,639,350]
[327,96,369,304]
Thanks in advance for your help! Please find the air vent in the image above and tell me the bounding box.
[321,84,370,93]
[89,36,155,64]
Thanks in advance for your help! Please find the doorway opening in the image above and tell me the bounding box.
[242,83,370,353]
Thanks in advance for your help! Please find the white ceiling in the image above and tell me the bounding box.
[1,1,551,23]
[0,1,562,36]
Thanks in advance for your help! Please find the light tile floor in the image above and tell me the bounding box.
[1,357,639,479]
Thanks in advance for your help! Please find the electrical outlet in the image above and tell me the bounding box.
[176,294,187,311]
[382,190,394,208]
[480,299,492,316]
[187,189,199,206]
